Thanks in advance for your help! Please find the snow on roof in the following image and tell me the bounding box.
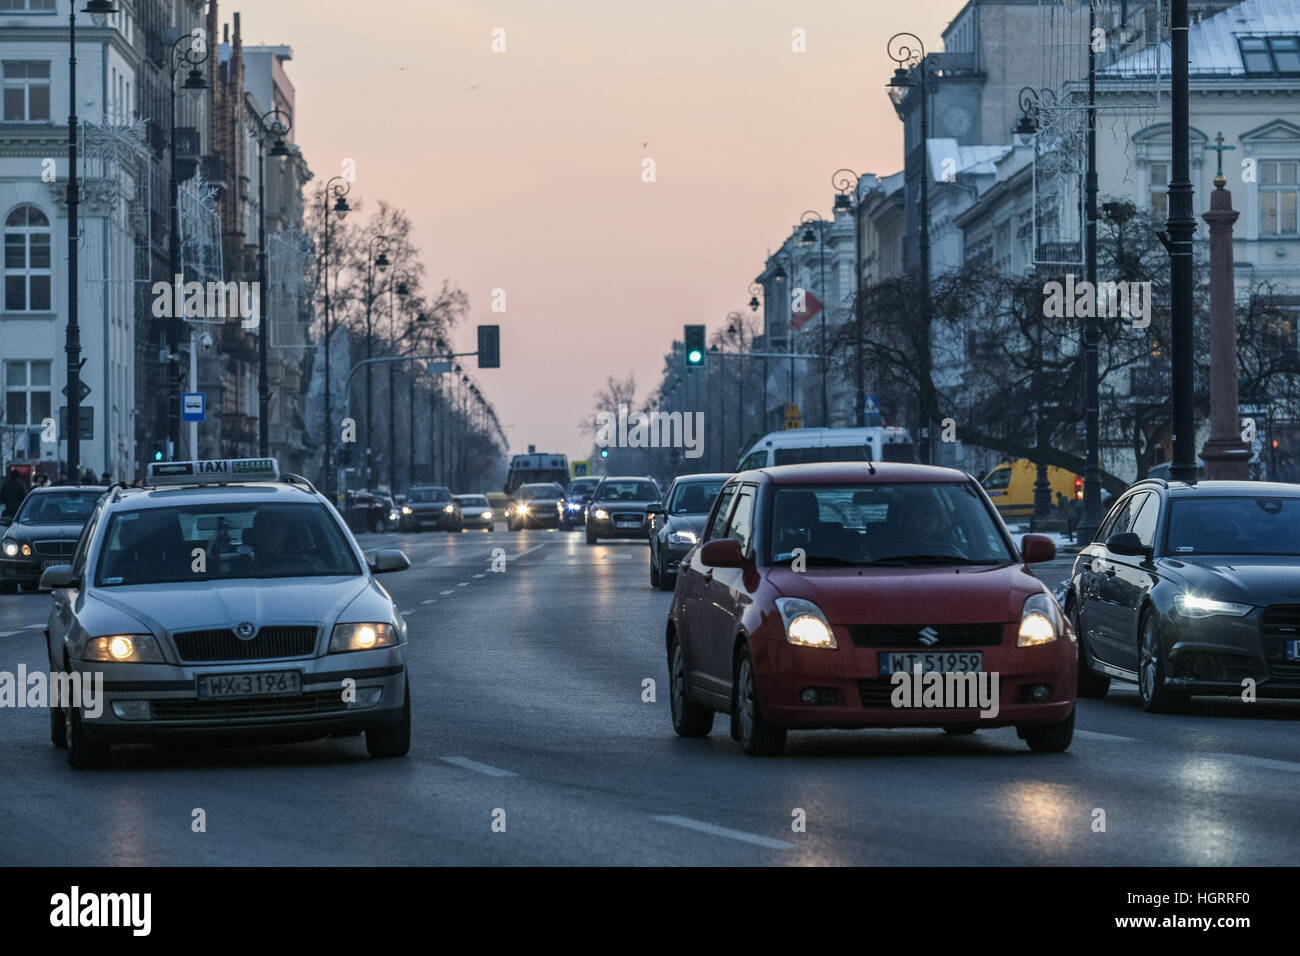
[927,140,1013,180]
[1103,0,1300,77]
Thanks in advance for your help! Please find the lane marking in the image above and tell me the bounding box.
[439,589,454,596]
[420,599,435,605]
[0,631,17,638]
[400,611,413,618]
[24,623,43,630]
[440,756,517,777]
[651,815,794,849]
[497,543,546,562]
[472,573,485,579]
[1074,729,1135,742]
[456,582,470,587]
[1211,753,1300,774]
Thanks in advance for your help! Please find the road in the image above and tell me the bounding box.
[2,530,1298,865]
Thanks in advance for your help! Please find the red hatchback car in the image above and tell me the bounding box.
[666,463,1077,755]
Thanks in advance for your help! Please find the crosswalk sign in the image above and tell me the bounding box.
[784,404,802,430]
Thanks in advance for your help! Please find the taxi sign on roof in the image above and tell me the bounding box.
[146,458,279,487]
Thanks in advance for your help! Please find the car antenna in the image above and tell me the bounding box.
[866,456,876,476]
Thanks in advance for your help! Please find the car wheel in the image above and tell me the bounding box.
[1071,600,1110,698]
[649,550,660,588]
[669,641,714,737]
[65,701,110,769]
[733,647,786,756]
[942,726,977,735]
[50,702,66,748]
[366,679,411,758]
[586,527,597,545]
[1138,611,1188,713]
[1020,706,1075,753]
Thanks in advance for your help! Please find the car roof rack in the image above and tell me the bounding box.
[1133,476,1168,488]
[281,473,318,494]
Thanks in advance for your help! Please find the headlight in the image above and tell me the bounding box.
[1174,593,1253,618]
[2,539,19,557]
[668,530,698,545]
[443,504,454,513]
[329,622,400,653]
[775,597,837,649]
[593,508,608,520]
[401,506,412,515]
[481,511,492,519]
[1018,592,1063,647]
[82,634,164,663]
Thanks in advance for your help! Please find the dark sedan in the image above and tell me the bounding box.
[558,477,600,530]
[507,482,564,531]
[1,486,105,592]
[586,476,661,544]
[402,484,455,531]
[1065,478,1300,711]
[648,473,729,590]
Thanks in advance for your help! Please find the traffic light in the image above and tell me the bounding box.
[477,325,500,369]
[152,442,164,462]
[599,448,609,459]
[684,325,705,367]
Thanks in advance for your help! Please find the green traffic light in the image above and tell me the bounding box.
[687,349,703,365]
[154,451,163,461]
[600,448,609,458]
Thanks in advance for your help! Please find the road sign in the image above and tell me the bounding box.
[60,380,91,402]
[864,396,880,414]
[477,325,500,368]
[182,392,206,423]
[58,406,94,440]
[428,360,452,374]
[784,404,802,429]
[571,460,589,477]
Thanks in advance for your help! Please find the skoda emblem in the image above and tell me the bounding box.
[235,621,256,641]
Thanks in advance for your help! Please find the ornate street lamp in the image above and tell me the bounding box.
[253,108,292,456]
[321,175,351,495]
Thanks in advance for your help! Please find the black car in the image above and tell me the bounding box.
[342,489,389,533]
[648,473,729,590]
[586,476,661,544]
[402,484,455,531]
[0,486,105,592]
[507,482,564,531]
[1065,478,1300,711]
[558,477,600,529]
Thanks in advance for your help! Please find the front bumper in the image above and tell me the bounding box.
[1158,610,1300,698]
[408,510,455,530]
[0,557,44,584]
[559,503,586,526]
[750,626,1077,730]
[512,510,558,528]
[70,647,407,744]
[589,514,647,537]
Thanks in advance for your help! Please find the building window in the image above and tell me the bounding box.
[4,205,52,311]
[1260,160,1300,236]
[0,0,56,10]
[4,360,52,427]
[1147,161,1169,219]
[1239,37,1300,76]
[2,61,50,122]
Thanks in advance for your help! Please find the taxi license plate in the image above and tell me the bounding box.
[879,652,983,676]
[1288,640,1300,661]
[198,671,301,699]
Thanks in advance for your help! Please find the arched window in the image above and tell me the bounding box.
[3,205,52,312]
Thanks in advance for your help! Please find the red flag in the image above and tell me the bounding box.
[791,290,823,330]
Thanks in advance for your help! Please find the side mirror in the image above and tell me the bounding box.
[700,538,746,568]
[40,564,79,589]
[1106,531,1149,558]
[367,548,411,574]
[1020,533,1056,564]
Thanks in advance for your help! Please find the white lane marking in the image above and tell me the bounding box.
[604,552,635,560]
[439,589,454,596]
[1074,729,1135,742]
[498,543,546,562]
[456,582,470,587]
[400,611,413,617]
[420,599,435,605]
[24,623,43,630]
[1212,753,1300,774]
[473,573,485,579]
[0,631,17,638]
[652,815,794,849]
[440,756,517,777]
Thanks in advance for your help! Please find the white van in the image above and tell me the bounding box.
[736,427,917,470]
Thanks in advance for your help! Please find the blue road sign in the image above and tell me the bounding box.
[182,392,206,423]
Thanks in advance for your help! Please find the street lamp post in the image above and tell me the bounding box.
[253,108,292,457]
[165,28,209,459]
[726,311,746,456]
[888,32,933,463]
[769,247,797,419]
[799,210,829,427]
[833,169,866,427]
[363,235,391,487]
[320,176,351,495]
[748,283,766,433]
[1167,0,1198,486]
[66,1,117,480]
[387,270,414,493]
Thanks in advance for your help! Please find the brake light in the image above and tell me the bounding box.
[1074,475,1083,500]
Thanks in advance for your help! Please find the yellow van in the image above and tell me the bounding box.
[981,459,1081,519]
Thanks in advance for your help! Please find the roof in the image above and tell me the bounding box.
[670,473,733,483]
[928,140,1013,181]
[109,483,319,510]
[1103,0,1300,77]
[1166,480,1300,496]
[741,462,971,485]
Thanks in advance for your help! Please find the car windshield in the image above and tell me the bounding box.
[669,480,724,514]
[597,480,659,501]
[94,502,360,586]
[767,482,1014,567]
[568,479,598,497]
[16,491,100,524]
[457,495,488,507]
[407,487,450,503]
[519,484,563,500]
[1166,496,1300,556]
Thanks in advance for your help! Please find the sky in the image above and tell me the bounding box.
[236,0,955,460]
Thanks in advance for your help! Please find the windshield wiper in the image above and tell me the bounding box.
[863,554,1000,566]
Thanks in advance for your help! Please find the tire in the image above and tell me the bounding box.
[50,703,66,748]
[1020,706,1075,753]
[65,700,110,769]
[1071,600,1111,698]
[669,641,714,737]
[366,679,411,758]
[586,527,597,545]
[650,552,660,588]
[733,646,786,756]
[1138,611,1188,713]
[942,726,977,735]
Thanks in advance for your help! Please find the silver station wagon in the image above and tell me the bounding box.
[40,458,412,768]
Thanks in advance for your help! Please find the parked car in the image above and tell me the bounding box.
[342,490,387,534]
[980,459,1082,520]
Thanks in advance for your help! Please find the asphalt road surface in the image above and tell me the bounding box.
[2,531,1298,865]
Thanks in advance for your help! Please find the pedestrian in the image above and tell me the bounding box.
[1,467,27,517]
[32,472,49,489]
[100,471,112,485]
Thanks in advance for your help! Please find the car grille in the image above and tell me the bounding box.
[847,622,1006,649]
[150,691,347,721]
[611,512,644,525]
[173,626,318,662]
[857,678,896,708]
[1259,606,1300,679]
[32,539,76,558]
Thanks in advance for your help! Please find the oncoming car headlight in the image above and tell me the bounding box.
[1174,593,1253,618]
[592,508,608,520]
[329,622,399,653]
[401,506,413,515]
[668,530,698,546]
[1018,592,1064,647]
[443,504,455,514]
[82,634,164,663]
[2,539,18,556]
[775,597,837,649]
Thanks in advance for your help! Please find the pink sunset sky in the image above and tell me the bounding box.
[238,0,955,459]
